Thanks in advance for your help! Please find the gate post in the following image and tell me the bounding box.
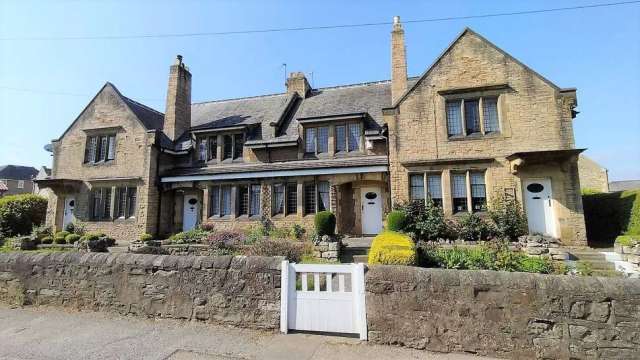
[354,262,368,340]
[280,260,289,334]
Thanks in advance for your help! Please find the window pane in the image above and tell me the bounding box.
[127,187,136,217]
[208,137,217,160]
[452,174,467,213]
[250,184,261,216]
[234,134,244,159]
[117,188,126,218]
[464,99,481,134]
[238,185,249,215]
[210,186,220,216]
[317,127,329,153]
[286,183,297,214]
[348,123,361,151]
[470,172,486,213]
[102,188,111,219]
[85,136,96,163]
[317,181,330,212]
[446,100,462,136]
[305,128,315,153]
[107,135,116,160]
[223,135,233,160]
[304,183,316,214]
[221,186,232,216]
[427,175,442,199]
[409,174,425,201]
[198,139,207,161]
[482,97,499,133]
[273,184,285,215]
[92,190,102,219]
[335,125,346,152]
[99,136,108,161]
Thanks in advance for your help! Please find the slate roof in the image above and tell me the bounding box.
[0,165,38,180]
[121,95,164,130]
[609,180,640,192]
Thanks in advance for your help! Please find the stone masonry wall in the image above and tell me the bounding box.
[0,253,281,330]
[366,266,640,359]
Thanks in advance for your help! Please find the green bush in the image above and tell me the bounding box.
[41,236,53,244]
[615,235,639,247]
[368,231,416,265]
[54,231,70,239]
[395,200,450,241]
[314,211,336,236]
[518,256,553,274]
[169,228,210,244]
[64,222,76,233]
[451,213,495,241]
[0,194,48,237]
[489,194,528,240]
[245,226,265,244]
[82,233,101,241]
[583,190,640,246]
[53,235,66,244]
[575,261,593,276]
[290,224,306,240]
[244,239,307,262]
[139,233,153,242]
[31,224,52,240]
[386,210,407,231]
[65,234,81,244]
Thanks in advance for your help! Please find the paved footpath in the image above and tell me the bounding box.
[0,306,494,360]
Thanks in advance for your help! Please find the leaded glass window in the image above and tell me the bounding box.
[273,184,285,215]
[335,125,346,152]
[482,97,499,133]
[470,172,486,212]
[317,181,330,212]
[427,174,443,207]
[305,128,315,153]
[464,99,481,134]
[348,123,361,151]
[304,183,316,214]
[221,186,232,216]
[286,183,297,214]
[410,174,424,202]
[452,173,468,213]
[446,100,462,136]
[250,185,261,216]
[316,127,329,153]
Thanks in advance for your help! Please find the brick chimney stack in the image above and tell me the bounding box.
[164,55,192,141]
[286,72,311,98]
[391,16,408,104]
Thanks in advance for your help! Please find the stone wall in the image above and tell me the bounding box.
[0,253,281,330]
[578,155,609,193]
[366,266,640,359]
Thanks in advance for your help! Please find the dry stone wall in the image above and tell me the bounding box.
[366,266,640,359]
[0,253,281,330]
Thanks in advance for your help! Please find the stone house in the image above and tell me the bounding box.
[39,17,587,245]
[577,155,609,193]
[0,165,38,197]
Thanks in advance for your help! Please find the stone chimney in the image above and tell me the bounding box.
[164,55,192,141]
[286,72,311,98]
[391,16,408,104]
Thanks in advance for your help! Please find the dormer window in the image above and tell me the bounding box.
[335,123,362,153]
[446,96,500,137]
[84,134,116,164]
[304,126,329,155]
[220,133,244,161]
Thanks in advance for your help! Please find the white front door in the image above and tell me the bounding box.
[63,197,75,228]
[183,195,200,231]
[361,187,383,235]
[523,179,556,237]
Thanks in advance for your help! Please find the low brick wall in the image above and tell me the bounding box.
[366,266,640,359]
[0,253,281,330]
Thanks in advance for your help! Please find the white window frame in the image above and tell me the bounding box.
[17,180,25,189]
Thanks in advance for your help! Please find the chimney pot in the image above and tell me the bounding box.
[393,16,400,24]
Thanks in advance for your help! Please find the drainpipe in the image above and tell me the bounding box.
[382,124,393,211]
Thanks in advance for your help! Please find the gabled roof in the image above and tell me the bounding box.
[0,165,38,180]
[389,27,564,108]
[56,82,165,141]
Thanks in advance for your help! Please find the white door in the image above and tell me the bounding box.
[183,195,199,231]
[524,179,556,237]
[63,197,75,228]
[361,187,383,235]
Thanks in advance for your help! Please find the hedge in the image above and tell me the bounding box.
[386,210,406,231]
[314,211,336,237]
[0,194,48,237]
[583,190,640,246]
[368,231,416,265]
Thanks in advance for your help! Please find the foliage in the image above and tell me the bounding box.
[582,190,640,246]
[64,222,75,233]
[518,256,554,274]
[489,194,528,240]
[615,235,639,247]
[132,246,170,255]
[53,235,66,244]
[581,188,602,195]
[55,231,70,239]
[41,236,53,244]
[314,211,336,236]
[0,194,48,237]
[244,239,306,262]
[87,238,108,252]
[31,224,52,240]
[65,234,81,244]
[290,224,306,240]
[245,226,265,244]
[395,200,450,241]
[200,223,215,232]
[451,213,495,241]
[139,233,153,242]
[207,230,245,251]
[268,226,292,240]
[260,216,274,235]
[386,210,407,232]
[169,228,210,244]
[575,261,593,276]
[300,254,333,264]
[368,231,416,265]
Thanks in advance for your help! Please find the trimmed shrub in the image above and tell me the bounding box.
[615,235,639,247]
[87,238,108,252]
[451,213,494,241]
[207,230,245,250]
[489,194,528,241]
[0,194,48,237]
[41,236,53,244]
[314,211,336,236]
[53,235,66,244]
[65,234,81,244]
[244,239,306,262]
[83,233,100,241]
[102,236,116,247]
[64,222,75,234]
[368,231,416,265]
[395,200,450,241]
[386,210,407,232]
[139,233,153,242]
[583,190,640,246]
[55,231,70,239]
[169,228,210,244]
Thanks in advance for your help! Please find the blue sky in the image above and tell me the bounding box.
[1,0,638,180]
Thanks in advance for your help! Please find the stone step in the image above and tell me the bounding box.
[352,255,369,263]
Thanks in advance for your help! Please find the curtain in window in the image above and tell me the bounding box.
[250,185,261,216]
[210,186,220,216]
[335,125,346,152]
[198,140,207,161]
[304,183,316,214]
[482,97,499,133]
[427,175,442,199]
[409,174,425,201]
[446,100,462,136]
[317,181,330,212]
[470,172,486,197]
[107,135,116,160]
[286,183,297,214]
[221,186,232,215]
[233,134,244,159]
[348,123,361,151]
[316,127,329,153]
[273,184,285,215]
[305,128,315,153]
[464,100,481,134]
[116,188,126,218]
[452,174,467,198]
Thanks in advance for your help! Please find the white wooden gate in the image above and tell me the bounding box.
[280,261,367,340]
